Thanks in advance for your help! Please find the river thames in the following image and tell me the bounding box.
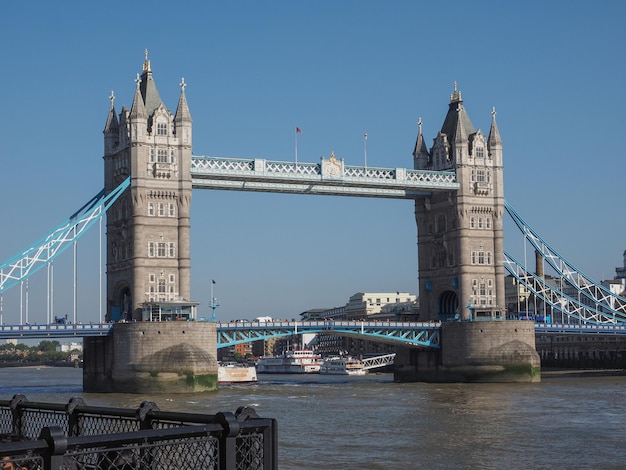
[0,367,624,469]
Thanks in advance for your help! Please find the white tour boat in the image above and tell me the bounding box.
[256,350,323,374]
[319,356,367,375]
[218,362,258,384]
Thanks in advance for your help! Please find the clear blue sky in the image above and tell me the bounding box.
[1,1,625,323]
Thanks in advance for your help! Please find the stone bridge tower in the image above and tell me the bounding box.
[413,84,505,322]
[103,51,194,322]
[396,84,539,383]
[87,53,217,393]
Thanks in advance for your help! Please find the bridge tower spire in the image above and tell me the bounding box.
[102,52,196,322]
[414,84,505,321]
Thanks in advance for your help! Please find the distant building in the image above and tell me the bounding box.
[255,292,417,357]
[614,251,626,295]
[57,342,83,353]
[344,292,417,321]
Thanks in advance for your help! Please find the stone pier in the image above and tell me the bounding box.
[394,321,540,383]
[83,322,218,393]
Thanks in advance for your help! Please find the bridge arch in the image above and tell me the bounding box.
[109,284,132,322]
[437,290,459,321]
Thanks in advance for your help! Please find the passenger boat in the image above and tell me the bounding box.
[218,362,258,384]
[319,356,367,375]
[256,350,323,374]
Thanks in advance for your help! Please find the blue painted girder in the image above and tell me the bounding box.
[215,320,441,349]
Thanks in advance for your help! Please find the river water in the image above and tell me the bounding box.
[0,367,624,469]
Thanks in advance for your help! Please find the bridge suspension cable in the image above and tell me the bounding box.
[504,200,626,324]
[0,177,131,294]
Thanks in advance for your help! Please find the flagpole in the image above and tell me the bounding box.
[295,126,298,164]
[364,132,368,170]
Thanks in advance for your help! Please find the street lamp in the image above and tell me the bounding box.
[466,302,474,322]
[210,280,220,322]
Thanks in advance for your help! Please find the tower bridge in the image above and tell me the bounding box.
[5,54,624,391]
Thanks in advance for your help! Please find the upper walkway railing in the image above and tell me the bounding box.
[191,156,459,198]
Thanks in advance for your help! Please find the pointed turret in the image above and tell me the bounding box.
[488,106,502,148]
[174,77,192,125]
[487,106,502,166]
[130,73,147,120]
[139,49,163,116]
[413,117,430,170]
[104,91,120,155]
[440,82,475,146]
[104,91,119,134]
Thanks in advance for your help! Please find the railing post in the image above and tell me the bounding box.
[65,396,85,437]
[39,426,67,470]
[216,411,240,470]
[137,400,160,430]
[10,394,27,435]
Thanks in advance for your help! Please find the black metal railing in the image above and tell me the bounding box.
[0,395,277,469]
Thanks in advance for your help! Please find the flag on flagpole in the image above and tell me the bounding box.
[364,132,368,140]
[295,127,302,163]
[212,279,216,285]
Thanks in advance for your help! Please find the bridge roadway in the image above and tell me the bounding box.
[1,321,625,346]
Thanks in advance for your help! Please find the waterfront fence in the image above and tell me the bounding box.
[0,395,277,469]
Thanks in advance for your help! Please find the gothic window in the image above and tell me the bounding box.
[478,218,483,229]
[157,149,167,163]
[169,274,175,283]
[470,217,475,229]
[170,150,176,164]
[479,280,486,296]
[148,203,155,216]
[447,247,454,266]
[436,213,446,233]
[169,203,175,217]
[168,243,175,258]
[158,204,165,217]
[150,148,155,163]
[158,279,166,293]
[471,250,492,265]
[476,169,486,182]
[157,122,167,136]
[157,242,167,257]
[486,218,491,229]
[475,147,484,159]
[149,274,155,283]
[148,242,155,257]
